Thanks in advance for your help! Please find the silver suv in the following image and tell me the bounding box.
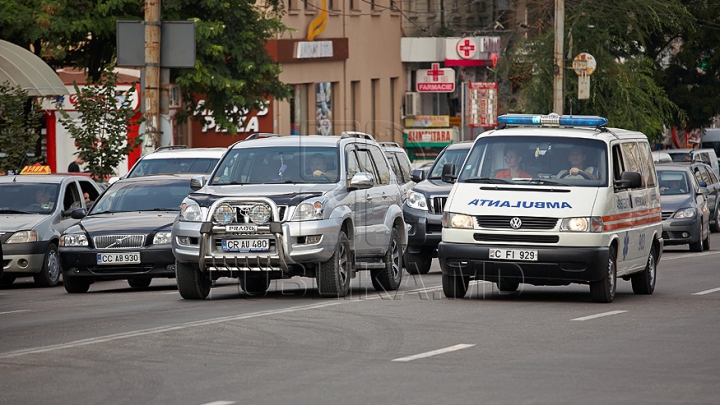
[171,133,407,299]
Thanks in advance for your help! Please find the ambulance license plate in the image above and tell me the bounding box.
[488,249,538,261]
[222,239,270,252]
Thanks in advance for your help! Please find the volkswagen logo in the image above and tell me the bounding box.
[509,217,522,229]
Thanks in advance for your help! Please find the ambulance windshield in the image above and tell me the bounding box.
[457,136,608,187]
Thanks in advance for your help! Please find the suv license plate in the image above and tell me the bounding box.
[97,252,141,265]
[226,224,257,233]
[488,249,538,261]
[222,239,270,252]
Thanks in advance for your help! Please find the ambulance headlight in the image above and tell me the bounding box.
[406,190,428,211]
[443,212,474,229]
[673,208,696,219]
[560,217,603,232]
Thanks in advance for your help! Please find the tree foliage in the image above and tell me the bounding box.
[0,82,44,173]
[57,65,143,181]
[499,0,699,138]
[1,0,291,134]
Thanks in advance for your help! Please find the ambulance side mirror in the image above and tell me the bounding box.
[442,163,457,183]
[614,171,641,189]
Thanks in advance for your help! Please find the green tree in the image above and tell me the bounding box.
[499,0,692,138]
[1,0,291,134]
[57,65,143,181]
[0,82,44,173]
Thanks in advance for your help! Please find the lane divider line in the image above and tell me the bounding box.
[661,251,720,261]
[392,344,475,362]
[692,287,720,296]
[0,310,30,316]
[201,401,235,405]
[571,310,627,321]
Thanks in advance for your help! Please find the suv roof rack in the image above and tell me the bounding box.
[245,133,282,140]
[379,141,401,148]
[341,131,375,141]
[153,145,189,152]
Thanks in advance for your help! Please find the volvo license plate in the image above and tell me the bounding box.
[97,252,141,265]
[222,239,270,252]
[488,249,538,261]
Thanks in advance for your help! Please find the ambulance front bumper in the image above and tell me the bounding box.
[438,242,609,284]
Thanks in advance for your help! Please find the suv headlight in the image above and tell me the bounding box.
[179,198,204,222]
[292,198,326,221]
[249,204,272,224]
[60,233,89,247]
[406,190,428,211]
[560,217,604,232]
[442,212,474,229]
[6,230,38,243]
[153,231,172,245]
[673,208,696,219]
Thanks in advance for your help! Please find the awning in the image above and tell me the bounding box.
[0,40,69,97]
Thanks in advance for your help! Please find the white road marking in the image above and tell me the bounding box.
[692,287,720,296]
[571,310,627,321]
[0,301,344,359]
[201,401,235,405]
[0,310,30,315]
[391,344,475,362]
[662,251,720,261]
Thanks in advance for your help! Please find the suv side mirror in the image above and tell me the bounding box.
[190,175,207,191]
[349,172,374,190]
[442,163,457,183]
[614,171,642,189]
[410,169,425,183]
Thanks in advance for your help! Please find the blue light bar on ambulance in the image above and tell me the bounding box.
[497,113,608,127]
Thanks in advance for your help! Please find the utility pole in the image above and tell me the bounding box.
[553,0,564,114]
[145,0,161,149]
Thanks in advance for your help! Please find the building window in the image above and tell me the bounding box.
[371,79,379,135]
[290,84,309,135]
[428,0,435,13]
[390,77,398,141]
[315,82,333,136]
[351,81,360,131]
[288,0,300,10]
[304,0,313,12]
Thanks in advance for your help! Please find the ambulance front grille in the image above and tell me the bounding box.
[473,233,559,244]
[476,216,558,230]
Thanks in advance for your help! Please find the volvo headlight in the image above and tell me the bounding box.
[249,204,272,224]
[213,203,236,225]
[60,233,88,247]
[406,190,428,211]
[560,217,603,232]
[442,212,474,229]
[179,199,204,222]
[153,231,172,245]
[674,208,696,219]
[6,230,38,243]
[292,198,325,221]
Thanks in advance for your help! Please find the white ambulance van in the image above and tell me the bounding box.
[438,114,662,303]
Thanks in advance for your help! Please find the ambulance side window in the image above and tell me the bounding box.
[638,142,657,187]
[620,142,645,188]
[612,144,625,182]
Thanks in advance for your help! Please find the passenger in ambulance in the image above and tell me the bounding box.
[557,147,598,180]
[495,147,532,179]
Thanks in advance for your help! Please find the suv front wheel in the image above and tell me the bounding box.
[371,228,403,291]
[317,231,352,297]
[176,261,211,299]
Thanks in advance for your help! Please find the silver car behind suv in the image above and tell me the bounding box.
[171,133,407,299]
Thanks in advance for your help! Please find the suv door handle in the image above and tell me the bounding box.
[382,192,388,199]
[366,195,373,201]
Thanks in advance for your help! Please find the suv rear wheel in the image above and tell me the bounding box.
[176,261,210,299]
[317,231,352,297]
[371,228,403,291]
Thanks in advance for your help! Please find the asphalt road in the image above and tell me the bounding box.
[1,237,719,405]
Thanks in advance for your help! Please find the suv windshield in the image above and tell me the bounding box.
[458,136,608,186]
[127,157,220,178]
[428,147,470,179]
[212,147,339,185]
[0,183,60,214]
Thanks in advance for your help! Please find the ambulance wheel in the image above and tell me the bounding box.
[632,243,657,295]
[442,274,469,298]
[590,245,617,303]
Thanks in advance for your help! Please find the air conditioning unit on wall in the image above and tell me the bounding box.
[404,92,421,116]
